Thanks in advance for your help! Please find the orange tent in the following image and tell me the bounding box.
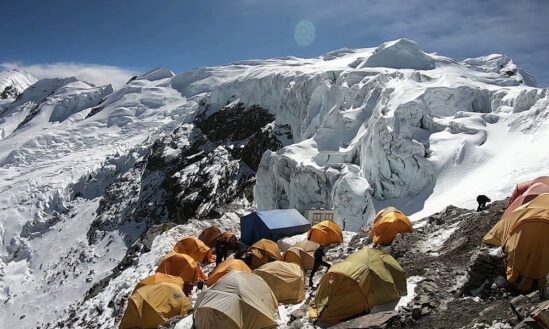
[308,221,343,245]
[369,207,413,245]
[247,239,282,269]
[508,176,549,206]
[218,230,238,250]
[198,226,222,248]
[505,182,549,214]
[156,252,207,285]
[120,283,192,329]
[484,194,549,291]
[134,273,184,292]
[282,240,319,271]
[173,236,215,264]
[207,259,252,287]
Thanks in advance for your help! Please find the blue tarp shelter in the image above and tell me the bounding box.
[240,209,311,245]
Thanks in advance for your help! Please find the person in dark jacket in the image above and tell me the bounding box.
[477,195,491,211]
[233,240,249,260]
[309,246,331,288]
[215,238,229,266]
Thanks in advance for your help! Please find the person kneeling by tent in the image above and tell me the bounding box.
[310,246,331,288]
[477,195,491,211]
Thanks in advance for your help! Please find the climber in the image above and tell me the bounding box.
[233,239,249,260]
[215,238,229,266]
[476,195,491,211]
[309,246,331,288]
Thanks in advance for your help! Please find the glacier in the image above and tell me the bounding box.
[0,39,548,328]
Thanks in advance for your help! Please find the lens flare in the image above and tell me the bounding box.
[294,20,315,47]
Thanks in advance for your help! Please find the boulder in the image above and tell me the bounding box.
[330,311,399,329]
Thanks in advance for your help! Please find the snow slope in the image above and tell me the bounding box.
[0,68,198,327]
[0,39,548,328]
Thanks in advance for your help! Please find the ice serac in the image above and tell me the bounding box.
[249,40,549,229]
[462,54,537,87]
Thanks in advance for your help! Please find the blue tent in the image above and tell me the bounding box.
[240,209,311,245]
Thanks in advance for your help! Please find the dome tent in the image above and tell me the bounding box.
[198,226,222,248]
[282,240,320,271]
[485,194,549,291]
[133,273,184,292]
[172,236,215,264]
[218,230,238,250]
[194,271,278,329]
[508,176,549,207]
[240,209,310,245]
[308,220,343,245]
[247,238,282,269]
[155,252,207,285]
[369,207,413,245]
[207,259,252,287]
[309,247,406,324]
[119,282,192,329]
[505,181,549,214]
[254,261,305,304]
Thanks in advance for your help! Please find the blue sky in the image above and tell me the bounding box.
[1,0,548,87]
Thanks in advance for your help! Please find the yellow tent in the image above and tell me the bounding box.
[254,261,305,304]
[194,271,278,329]
[308,221,343,245]
[369,207,413,245]
[282,240,320,271]
[484,194,549,291]
[173,236,215,264]
[484,193,549,247]
[293,240,321,251]
[309,247,406,324]
[247,239,282,269]
[156,252,207,285]
[119,282,192,329]
[207,259,252,287]
[134,273,184,292]
[198,226,222,248]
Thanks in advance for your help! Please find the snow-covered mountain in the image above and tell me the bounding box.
[0,69,37,102]
[0,39,548,328]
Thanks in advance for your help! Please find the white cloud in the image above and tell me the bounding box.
[0,62,138,89]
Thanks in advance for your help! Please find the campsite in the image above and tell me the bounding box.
[115,179,549,329]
